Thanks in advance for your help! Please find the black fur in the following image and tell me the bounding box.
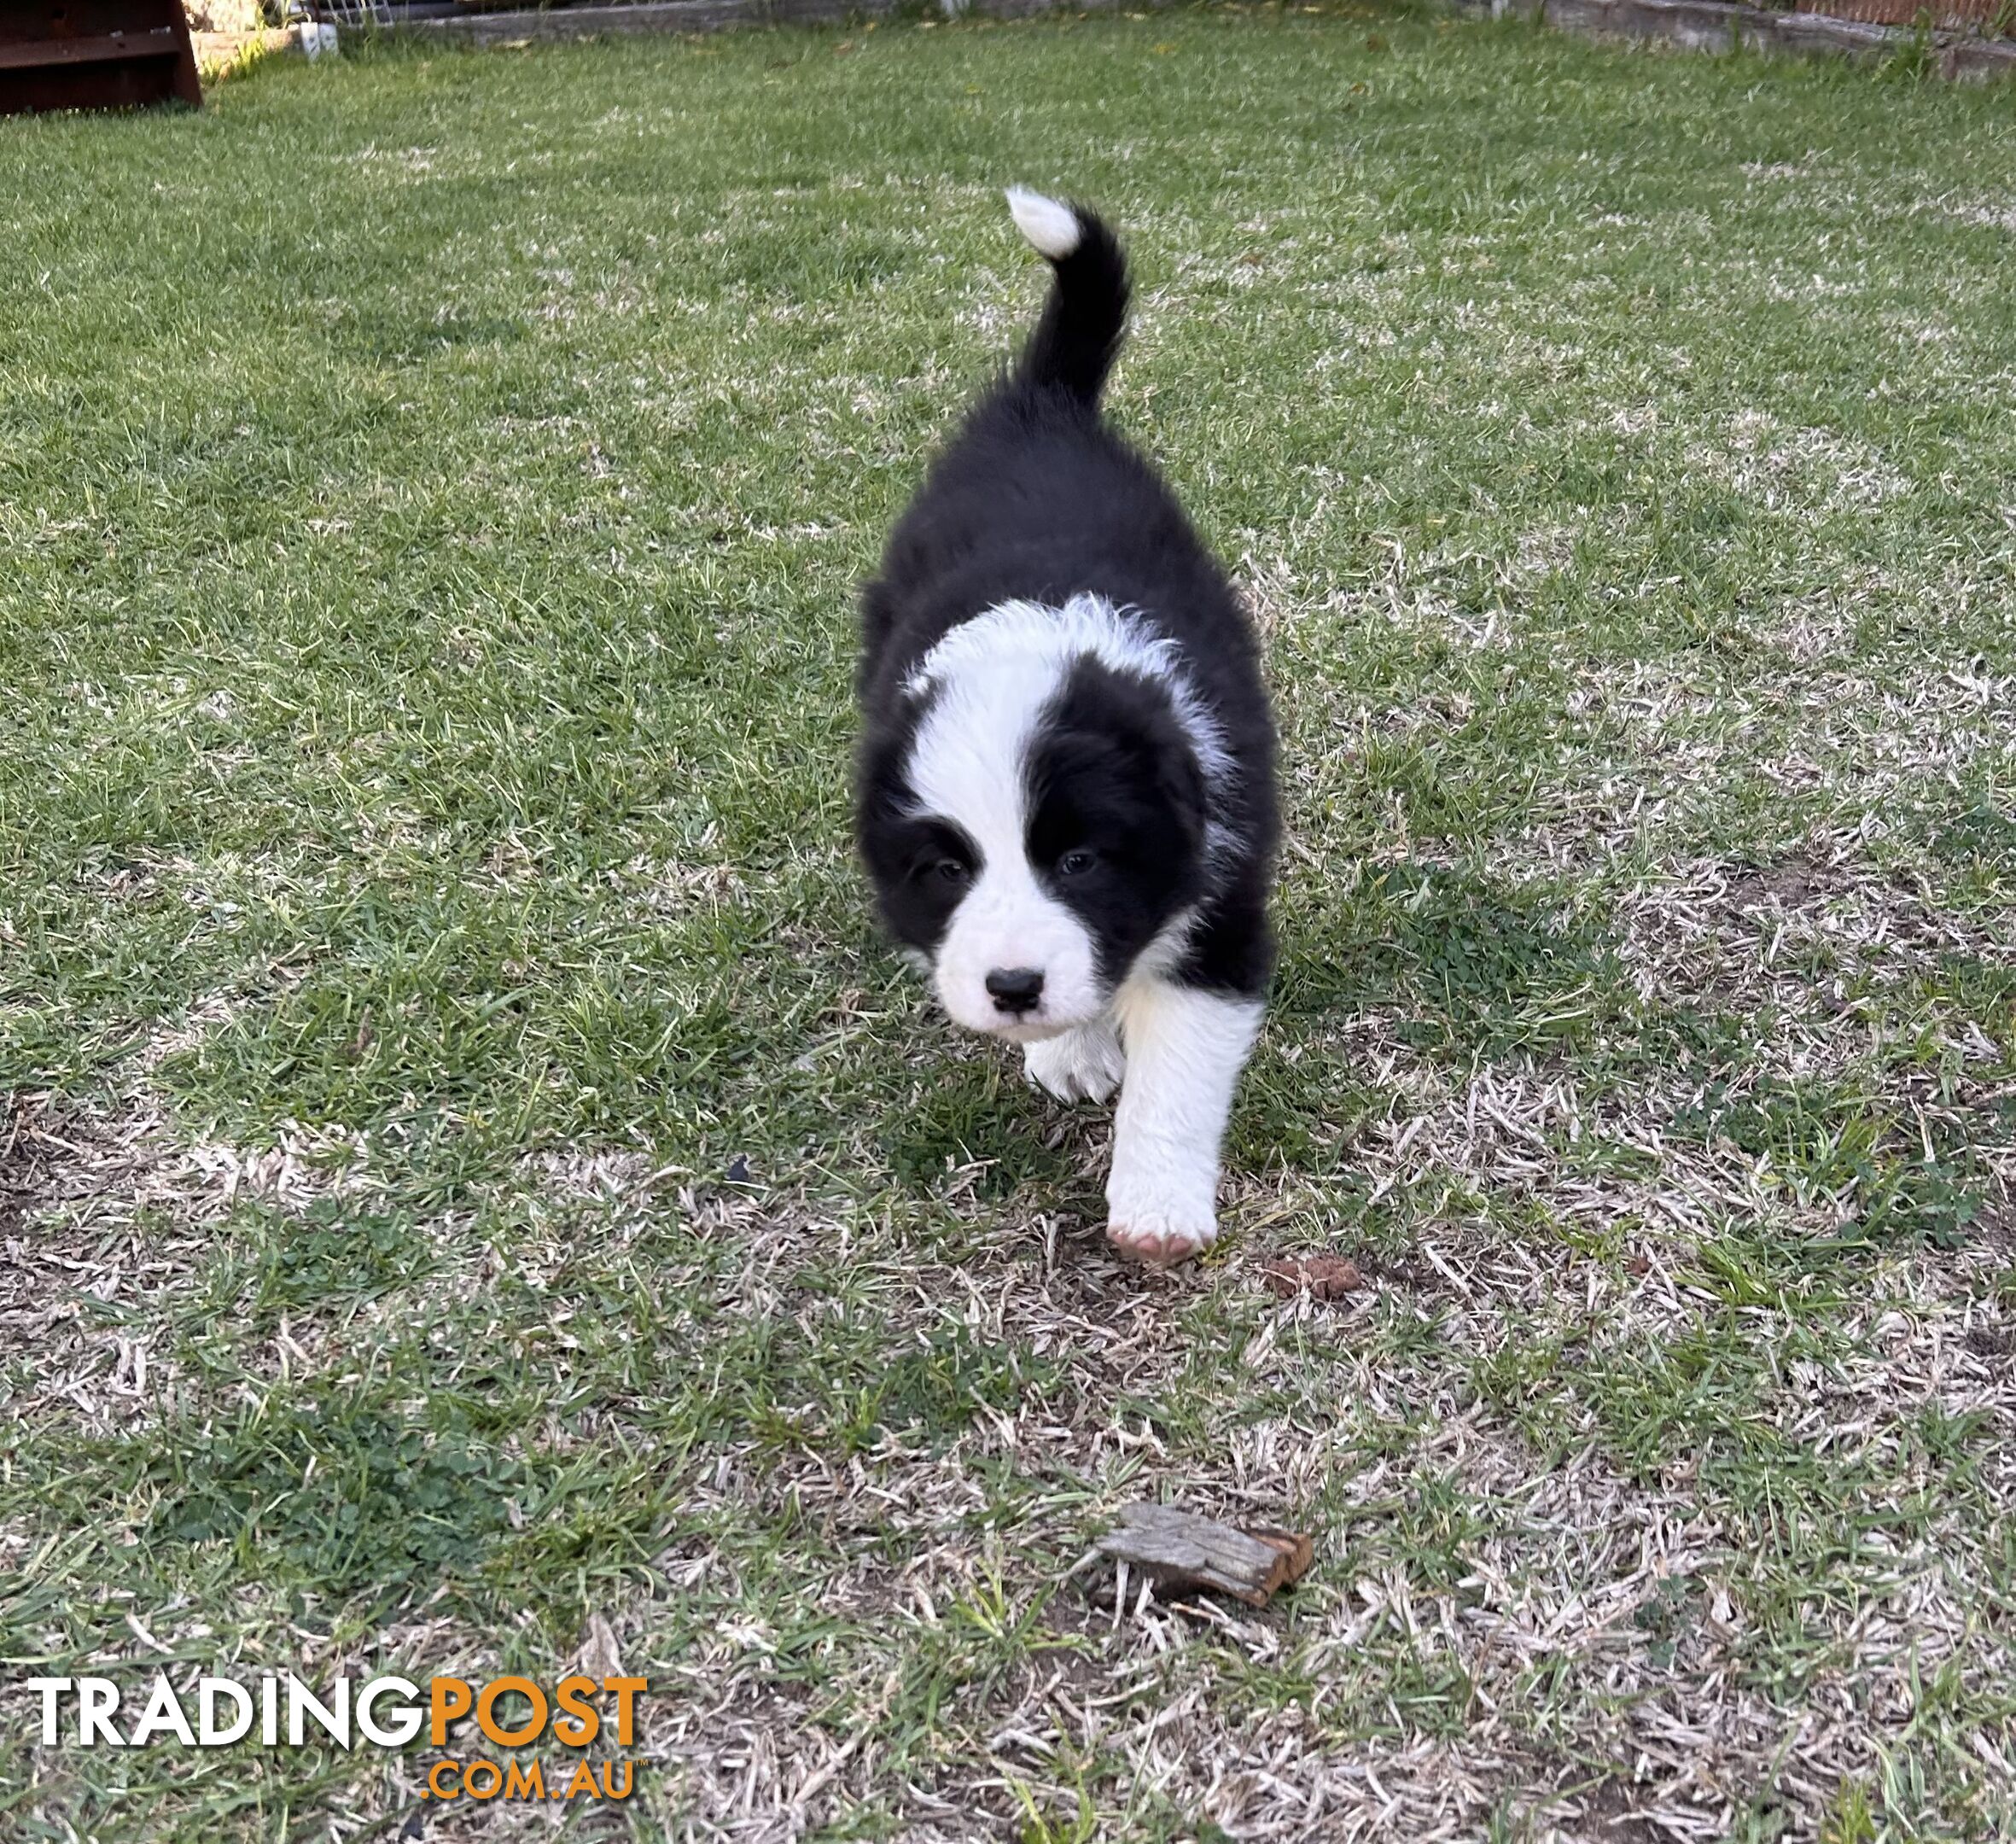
[1015,204,1130,405]
[1023,656,1210,987]
[856,201,1277,999]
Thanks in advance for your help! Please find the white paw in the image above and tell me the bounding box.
[1023,1021,1125,1105]
[1105,1164,1218,1267]
[1105,1211,1217,1266]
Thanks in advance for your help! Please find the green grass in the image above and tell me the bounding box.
[4,5,2016,1838]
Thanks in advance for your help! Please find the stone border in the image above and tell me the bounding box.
[1462,0,2016,79]
[387,0,1146,46]
[224,0,2015,79]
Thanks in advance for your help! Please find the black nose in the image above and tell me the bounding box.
[985,967,1045,1015]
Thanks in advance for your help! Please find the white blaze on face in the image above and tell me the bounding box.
[906,637,1093,1039]
[904,598,1162,1040]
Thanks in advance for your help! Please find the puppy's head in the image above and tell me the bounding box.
[859,600,1214,1042]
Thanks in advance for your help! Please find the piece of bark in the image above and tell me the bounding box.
[1258,1254,1366,1300]
[1094,1503,1314,1608]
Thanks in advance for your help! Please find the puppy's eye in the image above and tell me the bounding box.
[933,859,971,887]
[1057,849,1097,877]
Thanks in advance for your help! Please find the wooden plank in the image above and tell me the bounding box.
[1465,0,2016,79]
[0,2,201,112]
[1795,0,2001,25]
[0,33,183,73]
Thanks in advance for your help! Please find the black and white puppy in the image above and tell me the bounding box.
[855,190,1278,1265]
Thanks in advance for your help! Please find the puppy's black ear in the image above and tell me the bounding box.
[856,727,909,822]
[855,722,929,902]
[1145,698,1208,852]
[1042,656,1209,853]
[857,676,941,832]
[1104,668,1208,853]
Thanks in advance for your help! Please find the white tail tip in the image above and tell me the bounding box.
[1005,187,1081,260]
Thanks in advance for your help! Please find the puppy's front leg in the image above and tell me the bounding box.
[1104,980,1262,1265]
[1024,1016,1126,1104]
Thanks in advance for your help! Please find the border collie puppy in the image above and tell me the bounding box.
[855,190,1278,1266]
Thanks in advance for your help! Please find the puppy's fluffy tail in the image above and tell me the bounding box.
[1005,187,1129,407]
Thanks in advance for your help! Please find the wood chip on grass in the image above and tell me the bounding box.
[1092,1503,1315,1608]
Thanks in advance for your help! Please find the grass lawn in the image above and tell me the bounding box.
[4,3,2016,1837]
